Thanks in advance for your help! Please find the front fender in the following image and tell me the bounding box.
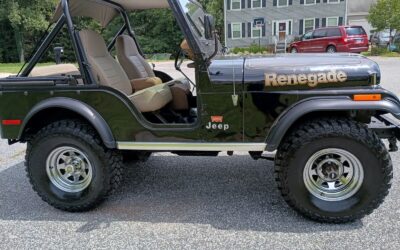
[265,97,400,151]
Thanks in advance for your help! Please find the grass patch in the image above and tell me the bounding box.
[0,62,55,74]
[362,47,400,57]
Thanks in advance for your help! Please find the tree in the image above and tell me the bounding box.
[368,0,400,41]
[127,10,184,54]
[4,0,57,62]
[200,0,224,43]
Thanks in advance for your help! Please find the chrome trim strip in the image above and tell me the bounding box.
[116,142,267,151]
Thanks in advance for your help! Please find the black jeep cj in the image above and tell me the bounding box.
[0,0,399,223]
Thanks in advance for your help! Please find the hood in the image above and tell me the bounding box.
[208,55,245,84]
[209,53,380,91]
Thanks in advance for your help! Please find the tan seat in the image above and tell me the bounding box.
[116,35,156,80]
[116,35,191,111]
[79,29,172,112]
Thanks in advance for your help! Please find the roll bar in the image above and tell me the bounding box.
[19,0,146,81]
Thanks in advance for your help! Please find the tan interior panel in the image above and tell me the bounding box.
[30,64,80,77]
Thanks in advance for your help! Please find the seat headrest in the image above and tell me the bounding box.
[79,29,109,57]
[116,35,140,56]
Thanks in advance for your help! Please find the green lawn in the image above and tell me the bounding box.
[362,51,400,57]
[0,63,55,74]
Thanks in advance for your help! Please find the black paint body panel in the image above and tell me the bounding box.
[0,53,399,152]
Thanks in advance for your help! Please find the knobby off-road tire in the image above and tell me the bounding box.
[25,120,123,212]
[275,118,393,223]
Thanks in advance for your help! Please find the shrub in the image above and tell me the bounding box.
[365,46,400,57]
[371,46,389,56]
[231,43,269,54]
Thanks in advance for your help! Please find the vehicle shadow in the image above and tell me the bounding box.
[0,155,362,233]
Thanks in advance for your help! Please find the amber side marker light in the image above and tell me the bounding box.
[2,120,22,126]
[353,94,382,101]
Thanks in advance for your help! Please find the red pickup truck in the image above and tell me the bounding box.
[289,26,369,53]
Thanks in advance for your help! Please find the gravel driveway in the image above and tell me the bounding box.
[0,57,400,249]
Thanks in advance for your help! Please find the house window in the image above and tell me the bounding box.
[252,0,262,8]
[231,0,241,10]
[232,23,242,39]
[327,17,339,26]
[304,18,315,33]
[278,0,289,7]
[328,0,340,3]
[252,26,262,38]
[305,0,316,5]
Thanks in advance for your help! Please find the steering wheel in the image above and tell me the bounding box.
[174,48,186,71]
[175,39,195,70]
[174,39,197,91]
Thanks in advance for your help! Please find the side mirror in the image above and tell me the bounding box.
[204,14,215,40]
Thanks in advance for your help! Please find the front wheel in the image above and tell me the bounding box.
[327,46,337,53]
[25,120,124,212]
[275,118,393,223]
[290,47,298,53]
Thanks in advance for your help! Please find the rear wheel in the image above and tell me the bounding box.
[275,118,392,223]
[25,120,123,212]
[327,46,337,53]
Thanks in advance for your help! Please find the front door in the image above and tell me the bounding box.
[279,22,287,41]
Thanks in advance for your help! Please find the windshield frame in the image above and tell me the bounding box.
[168,0,219,61]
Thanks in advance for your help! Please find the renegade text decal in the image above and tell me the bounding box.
[206,116,230,131]
[265,70,348,88]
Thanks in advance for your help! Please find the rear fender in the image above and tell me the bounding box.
[20,97,116,148]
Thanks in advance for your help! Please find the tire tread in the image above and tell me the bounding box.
[274,117,393,223]
[25,120,123,212]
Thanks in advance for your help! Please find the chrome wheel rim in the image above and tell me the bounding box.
[303,148,364,201]
[46,146,93,193]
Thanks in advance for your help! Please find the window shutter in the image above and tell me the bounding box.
[273,22,277,36]
[322,18,326,27]
[323,0,327,3]
[273,0,277,6]
[248,22,252,37]
[262,0,266,7]
[315,18,320,28]
[228,24,232,38]
[242,23,246,38]
[339,17,344,25]
[289,0,293,5]
[340,0,345,1]
[241,0,246,8]
[300,0,304,4]
[289,21,292,34]
[262,24,266,37]
[227,0,231,10]
[316,0,320,3]
[299,19,304,35]
[248,0,251,8]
